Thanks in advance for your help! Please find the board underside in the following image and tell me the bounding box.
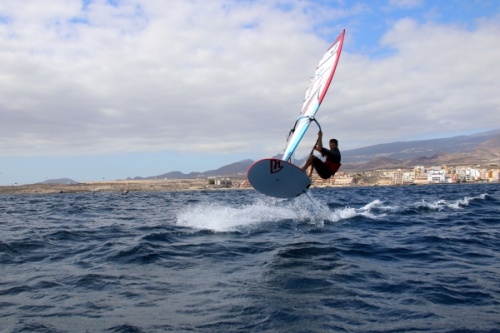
[247,159,311,198]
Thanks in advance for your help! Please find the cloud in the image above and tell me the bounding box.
[1,1,331,157]
[1,0,499,163]
[324,16,500,150]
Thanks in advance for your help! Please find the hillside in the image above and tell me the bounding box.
[131,159,254,180]
[134,129,500,179]
[341,129,500,163]
[37,178,79,185]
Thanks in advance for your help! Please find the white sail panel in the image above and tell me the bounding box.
[282,29,345,162]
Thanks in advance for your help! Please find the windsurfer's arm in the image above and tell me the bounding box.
[315,131,324,152]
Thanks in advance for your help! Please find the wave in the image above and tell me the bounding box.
[415,193,488,210]
[175,192,491,232]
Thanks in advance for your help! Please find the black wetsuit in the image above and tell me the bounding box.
[312,148,341,179]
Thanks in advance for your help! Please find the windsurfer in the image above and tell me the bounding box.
[300,131,341,179]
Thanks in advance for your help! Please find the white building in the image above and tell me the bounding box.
[402,171,415,184]
[456,167,482,181]
[427,170,446,183]
[414,166,426,174]
[392,169,403,185]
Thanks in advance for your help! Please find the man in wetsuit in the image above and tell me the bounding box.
[300,131,341,179]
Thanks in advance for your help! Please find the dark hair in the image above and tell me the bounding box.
[329,139,338,145]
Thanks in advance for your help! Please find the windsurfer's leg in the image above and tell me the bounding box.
[300,155,315,172]
[316,162,332,179]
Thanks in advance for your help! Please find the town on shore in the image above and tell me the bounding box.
[1,163,498,195]
[321,164,500,187]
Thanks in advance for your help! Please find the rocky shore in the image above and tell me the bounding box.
[0,178,250,195]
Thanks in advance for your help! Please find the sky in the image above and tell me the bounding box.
[1,0,500,185]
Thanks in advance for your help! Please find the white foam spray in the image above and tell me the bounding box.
[176,195,339,232]
[175,192,490,232]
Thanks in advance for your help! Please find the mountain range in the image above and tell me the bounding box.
[38,130,499,184]
[134,129,500,180]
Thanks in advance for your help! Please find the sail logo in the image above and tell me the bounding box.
[270,160,284,174]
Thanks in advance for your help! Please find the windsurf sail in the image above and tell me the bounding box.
[282,29,345,162]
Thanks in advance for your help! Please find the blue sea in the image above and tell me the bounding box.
[1,183,499,333]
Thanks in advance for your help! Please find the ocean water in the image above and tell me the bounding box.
[1,183,499,333]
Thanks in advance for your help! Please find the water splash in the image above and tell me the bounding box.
[176,195,341,232]
[175,192,491,232]
[415,193,488,211]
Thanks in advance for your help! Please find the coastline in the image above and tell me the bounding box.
[0,178,251,195]
[0,177,495,195]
